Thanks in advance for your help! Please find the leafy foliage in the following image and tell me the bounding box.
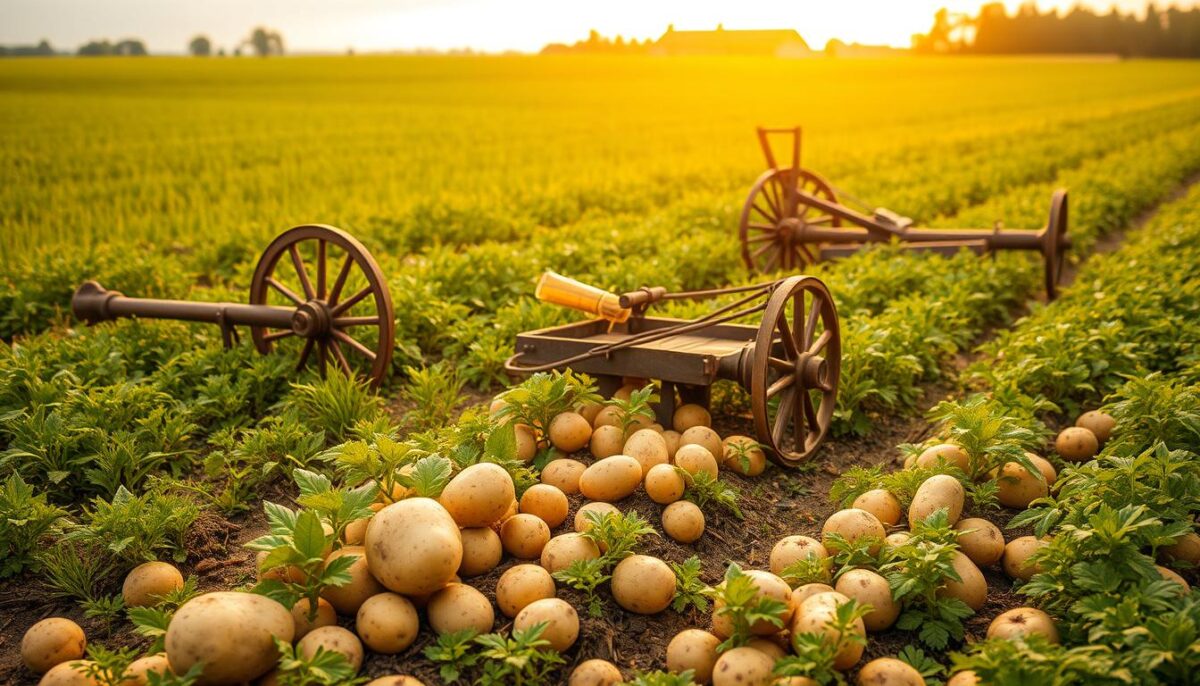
[882,509,973,649]
[474,622,565,686]
[703,563,790,652]
[670,556,709,614]
[0,473,67,578]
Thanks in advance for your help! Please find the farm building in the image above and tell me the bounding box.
[651,24,812,57]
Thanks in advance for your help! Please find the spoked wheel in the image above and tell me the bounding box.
[749,275,840,465]
[249,225,395,389]
[1042,189,1069,300]
[740,168,842,274]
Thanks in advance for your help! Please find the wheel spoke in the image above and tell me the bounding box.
[805,292,823,349]
[810,329,833,355]
[332,328,378,361]
[768,356,793,372]
[289,244,316,300]
[296,338,315,371]
[793,386,807,452]
[752,242,777,260]
[748,222,776,232]
[316,239,327,299]
[777,317,799,358]
[327,256,354,305]
[263,329,294,343]
[807,215,834,225]
[747,233,776,244]
[764,249,781,273]
[792,289,804,348]
[267,277,304,306]
[753,201,779,223]
[330,286,372,317]
[773,389,795,445]
[767,373,795,398]
[762,181,784,220]
[803,391,819,445]
[333,316,380,327]
[330,339,353,376]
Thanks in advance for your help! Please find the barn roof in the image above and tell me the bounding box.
[654,26,810,55]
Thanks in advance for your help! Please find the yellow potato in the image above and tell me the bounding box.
[1055,427,1099,462]
[856,658,925,685]
[915,443,970,472]
[165,591,294,684]
[343,514,370,545]
[788,583,835,616]
[589,425,626,459]
[569,659,623,686]
[366,678,426,686]
[520,484,570,528]
[662,500,705,543]
[122,561,185,608]
[679,426,723,461]
[1075,410,1115,443]
[661,430,682,459]
[937,551,987,611]
[592,405,622,429]
[440,463,516,528]
[579,455,643,502]
[712,647,774,686]
[947,672,980,686]
[514,598,579,651]
[290,597,337,639]
[954,518,1005,567]
[852,489,902,526]
[540,532,601,573]
[428,583,495,635]
[987,607,1059,643]
[790,591,865,670]
[541,458,588,494]
[459,527,503,577]
[515,424,538,462]
[500,513,552,559]
[822,508,886,555]
[322,545,384,615]
[123,654,172,685]
[885,531,912,548]
[577,401,603,426]
[611,555,676,614]
[1158,565,1191,592]
[835,569,898,632]
[674,443,719,478]
[1003,536,1047,581]
[723,435,767,477]
[623,429,670,476]
[995,461,1047,509]
[549,411,593,452]
[297,626,363,672]
[496,564,557,618]
[746,637,786,661]
[1162,531,1200,565]
[574,502,620,533]
[1027,453,1058,486]
[365,498,463,596]
[673,403,712,432]
[35,661,97,686]
[909,474,964,526]
[356,592,419,654]
[21,617,86,674]
[769,535,828,575]
[644,463,686,504]
[741,570,794,634]
[666,629,721,684]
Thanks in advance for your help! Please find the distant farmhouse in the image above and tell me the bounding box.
[650,24,811,57]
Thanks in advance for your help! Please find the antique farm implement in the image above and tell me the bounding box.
[505,271,841,466]
[740,126,1071,298]
[71,225,395,388]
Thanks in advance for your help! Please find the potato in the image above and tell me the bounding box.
[579,455,643,502]
[520,484,570,528]
[1158,565,1191,592]
[661,430,682,459]
[915,443,969,472]
[675,444,720,479]
[428,583,495,635]
[574,502,620,533]
[1055,427,1099,462]
[747,637,786,661]
[21,617,86,674]
[741,570,794,634]
[1027,453,1058,486]
[790,591,866,670]
[789,583,835,615]
[549,412,593,452]
[257,549,304,584]
[673,403,712,432]
[712,646,774,686]
[954,518,1005,567]
[516,424,538,462]
[355,592,418,654]
[366,498,462,597]
[321,545,383,615]
[290,598,337,639]
[440,463,516,528]
[885,531,912,548]
[1003,536,1047,581]
[909,474,964,526]
[822,508,886,555]
[611,555,676,614]
[987,607,1059,643]
[856,657,925,685]
[723,435,767,477]
[938,551,987,611]
[344,514,370,545]
[835,569,899,631]
[542,458,588,494]
[947,672,980,686]
[1162,531,1200,565]
[614,383,637,401]
[366,678,426,686]
[541,532,601,573]
[122,561,185,608]
[592,405,622,429]
[298,626,363,672]
[495,564,556,618]
[590,425,626,459]
[514,598,579,651]
[576,400,603,424]
[569,659,623,686]
[35,661,96,686]
[124,654,172,685]
[995,461,1047,509]
[501,513,552,559]
[165,591,294,684]
[769,535,828,575]
[667,629,721,684]
[624,429,670,475]
[644,463,686,504]
[680,426,723,462]
[1076,410,1115,443]
[852,489,902,526]
[458,527,503,577]
[663,500,705,543]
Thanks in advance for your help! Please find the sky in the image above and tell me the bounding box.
[0,0,1183,54]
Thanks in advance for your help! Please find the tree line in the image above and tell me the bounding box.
[0,27,285,58]
[914,2,1200,57]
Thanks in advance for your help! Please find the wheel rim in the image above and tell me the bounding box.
[1044,189,1069,300]
[249,225,395,389]
[739,168,841,274]
[749,276,840,465]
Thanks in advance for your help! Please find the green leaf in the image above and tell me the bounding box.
[401,455,454,498]
[293,510,327,560]
[485,422,517,463]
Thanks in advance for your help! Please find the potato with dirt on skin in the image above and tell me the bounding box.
[712,646,775,686]
[915,443,970,472]
[673,403,712,432]
[549,411,593,452]
[994,461,1047,509]
[321,545,383,615]
[667,629,722,684]
[590,424,626,459]
[954,518,1005,567]
[500,513,551,559]
[579,455,643,502]
[35,660,97,686]
[575,501,620,533]
[938,551,987,611]
[662,430,682,459]
[823,508,886,555]
[611,554,677,614]
[165,591,294,684]
[496,564,557,618]
[747,637,786,660]
[852,489,902,526]
[290,598,337,639]
[680,426,724,462]
[520,484,570,528]
[723,435,767,476]
[1055,426,1099,462]
[458,527,503,577]
[885,531,912,548]
[1158,565,1191,592]
[122,653,173,685]
[1076,410,1115,443]
[542,458,588,494]
[366,678,426,686]
[909,474,965,526]
[569,659,623,686]
[856,657,926,685]
[366,498,463,597]
[769,535,828,576]
[122,561,185,608]
[298,626,363,672]
[674,443,720,478]
[790,591,866,670]
[789,583,835,615]
[515,424,538,462]
[738,570,795,634]
[644,463,686,504]
[440,463,516,528]
[514,597,579,651]
[624,428,670,475]
[428,583,495,635]
[1003,535,1047,581]
[356,592,418,654]
[835,569,899,632]
[541,532,602,573]
[987,607,1059,643]
[21,617,86,674]
[663,500,705,543]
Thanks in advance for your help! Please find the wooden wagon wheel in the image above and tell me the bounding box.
[750,275,840,465]
[249,225,395,389]
[740,168,842,274]
[1043,190,1069,300]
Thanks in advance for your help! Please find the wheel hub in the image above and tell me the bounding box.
[292,300,332,338]
[798,352,831,391]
